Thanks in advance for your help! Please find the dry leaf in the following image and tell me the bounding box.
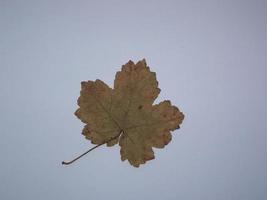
[75,59,184,167]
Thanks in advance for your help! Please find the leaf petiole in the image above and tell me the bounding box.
[62,131,122,165]
[62,143,104,165]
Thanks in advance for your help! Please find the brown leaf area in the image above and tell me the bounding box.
[75,59,184,167]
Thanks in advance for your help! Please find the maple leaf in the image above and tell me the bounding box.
[62,59,184,167]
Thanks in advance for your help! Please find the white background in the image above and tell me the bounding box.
[1,0,267,199]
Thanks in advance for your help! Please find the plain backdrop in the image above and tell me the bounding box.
[1,0,267,199]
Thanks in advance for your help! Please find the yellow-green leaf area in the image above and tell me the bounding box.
[75,59,184,167]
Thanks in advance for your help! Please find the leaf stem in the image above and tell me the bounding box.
[62,131,122,165]
[62,143,105,165]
